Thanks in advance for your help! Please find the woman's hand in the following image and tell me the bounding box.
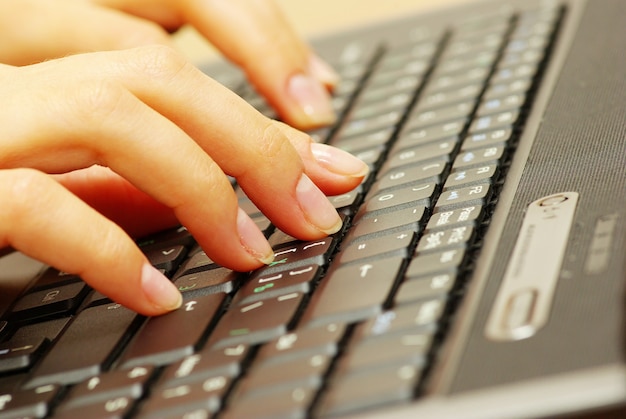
[0,0,338,129]
[0,47,367,316]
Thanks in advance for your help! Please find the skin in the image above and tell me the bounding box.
[0,0,367,316]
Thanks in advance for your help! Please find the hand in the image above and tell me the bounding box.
[0,0,338,129]
[0,47,368,316]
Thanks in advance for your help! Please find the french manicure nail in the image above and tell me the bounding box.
[141,263,182,311]
[296,174,342,234]
[310,143,369,178]
[237,208,274,265]
[309,54,340,87]
[287,73,337,126]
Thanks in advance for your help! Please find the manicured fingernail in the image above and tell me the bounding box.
[141,263,182,311]
[287,73,336,126]
[296,174,342,234]
[309,54,340,87]
[237,208,274,265]
[311,143,369,178]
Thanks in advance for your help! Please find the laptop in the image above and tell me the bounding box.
[1,0,625,417]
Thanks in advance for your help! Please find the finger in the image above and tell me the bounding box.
[54,167,179,239]
[0,0,174,65]
[180,0,338,129]
[1,53,274,272]
[0,168,181,316]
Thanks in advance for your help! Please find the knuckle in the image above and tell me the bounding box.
[129,44,190,82]
[64,79,128,125]
[0,168,52,226]
[259,121,292,160]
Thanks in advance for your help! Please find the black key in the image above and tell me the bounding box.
[444,165,498,190]
[408,101,474,128]
[29,268,81,291]
[476,93,526,116]
[26,302,141,388]
[383,140,456,172]
[0,337,47,374]
[0,384,60,419]
[398,119,465,148]
[236,353,331,398]
[10,281,89,322]
[435,183,491,210]
[353,300,447,340]
[363,183,436,214]
[483,77,532,100]
[347,205,426,241]
[208,292,305,349]
[316,363,421,417]
[54,396,136,419]
[416,225,475,253]
[461,128,513,150]
[337,230,416,264]
[139,375,232,418]
[425,67,490,93]
[175,248,216,277]
[417,83,482,111]
[303,257,405,328]
[144,245,187,275]
[120,293,225,369]
[261,238,336,273]
[63,366,154,409]
[173,267,239,295]
[223,383,316,419]
[332,127,393,153]
[395,272,456,305]
[427,205,484,231]
[468,110,519,133]
[339,110,404,138]
[255,323,346,366]
[374,159,446,194]
[234,264,319,306]
[137,225,194,250]
[406,249,466,279]
[338,332,431,373]
[159,344,249,387]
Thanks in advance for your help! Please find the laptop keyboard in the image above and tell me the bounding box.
[0,4,563,418]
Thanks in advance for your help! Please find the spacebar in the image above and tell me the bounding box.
[25,302,141,389]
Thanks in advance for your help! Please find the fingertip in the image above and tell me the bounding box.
[285,72,337,128]
[140,263,182,314]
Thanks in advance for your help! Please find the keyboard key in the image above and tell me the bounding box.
[316,363,421,417]
[120,293,225,369]
[435,183,492,210]
[62,366,154,410]
[444,165,498,190]
[395,273,456,305]
[337,229,416,264]
[208,292,305,349]
[0,384,60,419]
[347,205,426,241]
[0,337,48,375]
[427,205,484,230]
[234,264,319,306]
[363,183,436,214]
[159,344,249,387]
[173,267,240,295]
[255,323,346,366]
[26,303,141,388]
[139,374,232,418]
[303,257,405,328]
[9,281,89,322]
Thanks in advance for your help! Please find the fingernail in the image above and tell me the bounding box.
[311,143,369,178]
[141,263,182,311]
[296,174,342,234]
[237,208,274,265]
[309,54,340,87]
[287,73,336,126]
